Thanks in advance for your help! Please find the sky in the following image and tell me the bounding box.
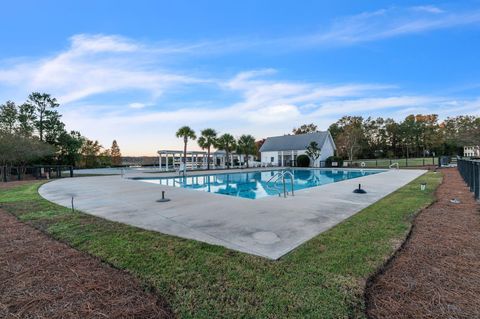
[1,1,479,155]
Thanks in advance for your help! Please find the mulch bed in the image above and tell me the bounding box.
[366,168,480,319]
[0,183,173,318]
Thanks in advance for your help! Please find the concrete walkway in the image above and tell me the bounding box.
[39,169,425,259]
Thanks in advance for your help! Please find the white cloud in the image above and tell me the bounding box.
[299,6,480,46]
[411,6,445,14]
[128,102,148,109]
[70,34,139,53]
[0,34,208,104]
[312,96,439,116]
[1,5,479,104]
[225,69,395,112]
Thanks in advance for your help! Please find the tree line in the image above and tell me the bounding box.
[292,114,480,160]
[176,126,257,168]
[3,91,478,177]
[0,93,123,179]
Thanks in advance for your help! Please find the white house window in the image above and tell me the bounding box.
[270,157,274,162]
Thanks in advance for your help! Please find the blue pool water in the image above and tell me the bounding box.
[135,169,385,199]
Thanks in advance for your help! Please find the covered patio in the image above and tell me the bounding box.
[158,150,258,171]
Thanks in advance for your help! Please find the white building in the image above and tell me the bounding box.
[464,146,480,157]
[259,131,336,167]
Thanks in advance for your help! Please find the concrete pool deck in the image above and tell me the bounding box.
[39,168,426,259]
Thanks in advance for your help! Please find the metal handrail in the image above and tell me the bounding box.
[389,162,399,169]
[266,170,295,198]
[282,170,295,197]
[266,172,283,197]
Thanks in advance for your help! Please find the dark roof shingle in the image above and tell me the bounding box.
[259,131,333,152]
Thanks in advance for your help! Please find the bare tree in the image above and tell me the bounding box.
[337,125,363,161]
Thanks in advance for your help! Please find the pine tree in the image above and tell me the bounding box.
[110,140,122,166]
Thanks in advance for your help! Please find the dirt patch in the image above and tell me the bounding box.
[0,208,173,318]
[366,168,480,319]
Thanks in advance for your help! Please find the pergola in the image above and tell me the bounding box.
[157,150,207,171]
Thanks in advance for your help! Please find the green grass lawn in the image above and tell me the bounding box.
[0,172,442,318]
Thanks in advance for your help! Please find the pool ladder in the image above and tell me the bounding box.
[266,170,295,198]
[389,162,399,169]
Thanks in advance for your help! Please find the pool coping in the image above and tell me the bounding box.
[130,168,388,200]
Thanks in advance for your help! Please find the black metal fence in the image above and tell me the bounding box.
[1,165,74,182]
[457,159,480,200]
[330,157,438,168]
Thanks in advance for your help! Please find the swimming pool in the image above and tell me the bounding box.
[135,168,385,199]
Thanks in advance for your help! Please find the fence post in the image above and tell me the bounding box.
[406,157,408,167]
[2,166,6,182]
[474,162,479,200]
[470,161,474,192]
[70,166,74,178]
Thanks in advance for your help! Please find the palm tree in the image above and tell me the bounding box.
[215,133,237,169]
[236,134,257,168]
[176,126,196,166]
[197,128,217,170]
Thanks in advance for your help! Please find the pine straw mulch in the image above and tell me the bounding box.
[0,191,173,318]
[0,180,36,189]
[366,168,480,319]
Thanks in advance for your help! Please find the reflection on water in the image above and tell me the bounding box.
[138,169,382,199]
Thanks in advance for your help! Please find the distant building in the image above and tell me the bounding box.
[259,131,336,167]
[463,146,480,157]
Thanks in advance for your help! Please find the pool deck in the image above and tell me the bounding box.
[39,168,426,259]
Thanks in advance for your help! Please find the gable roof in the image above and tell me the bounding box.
[259,131,335,152]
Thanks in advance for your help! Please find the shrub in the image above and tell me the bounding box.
[296,154,310,167]
[326,156,343,167]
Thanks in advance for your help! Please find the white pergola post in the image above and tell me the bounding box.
[291,150,294,167]
[281,151,284,167]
